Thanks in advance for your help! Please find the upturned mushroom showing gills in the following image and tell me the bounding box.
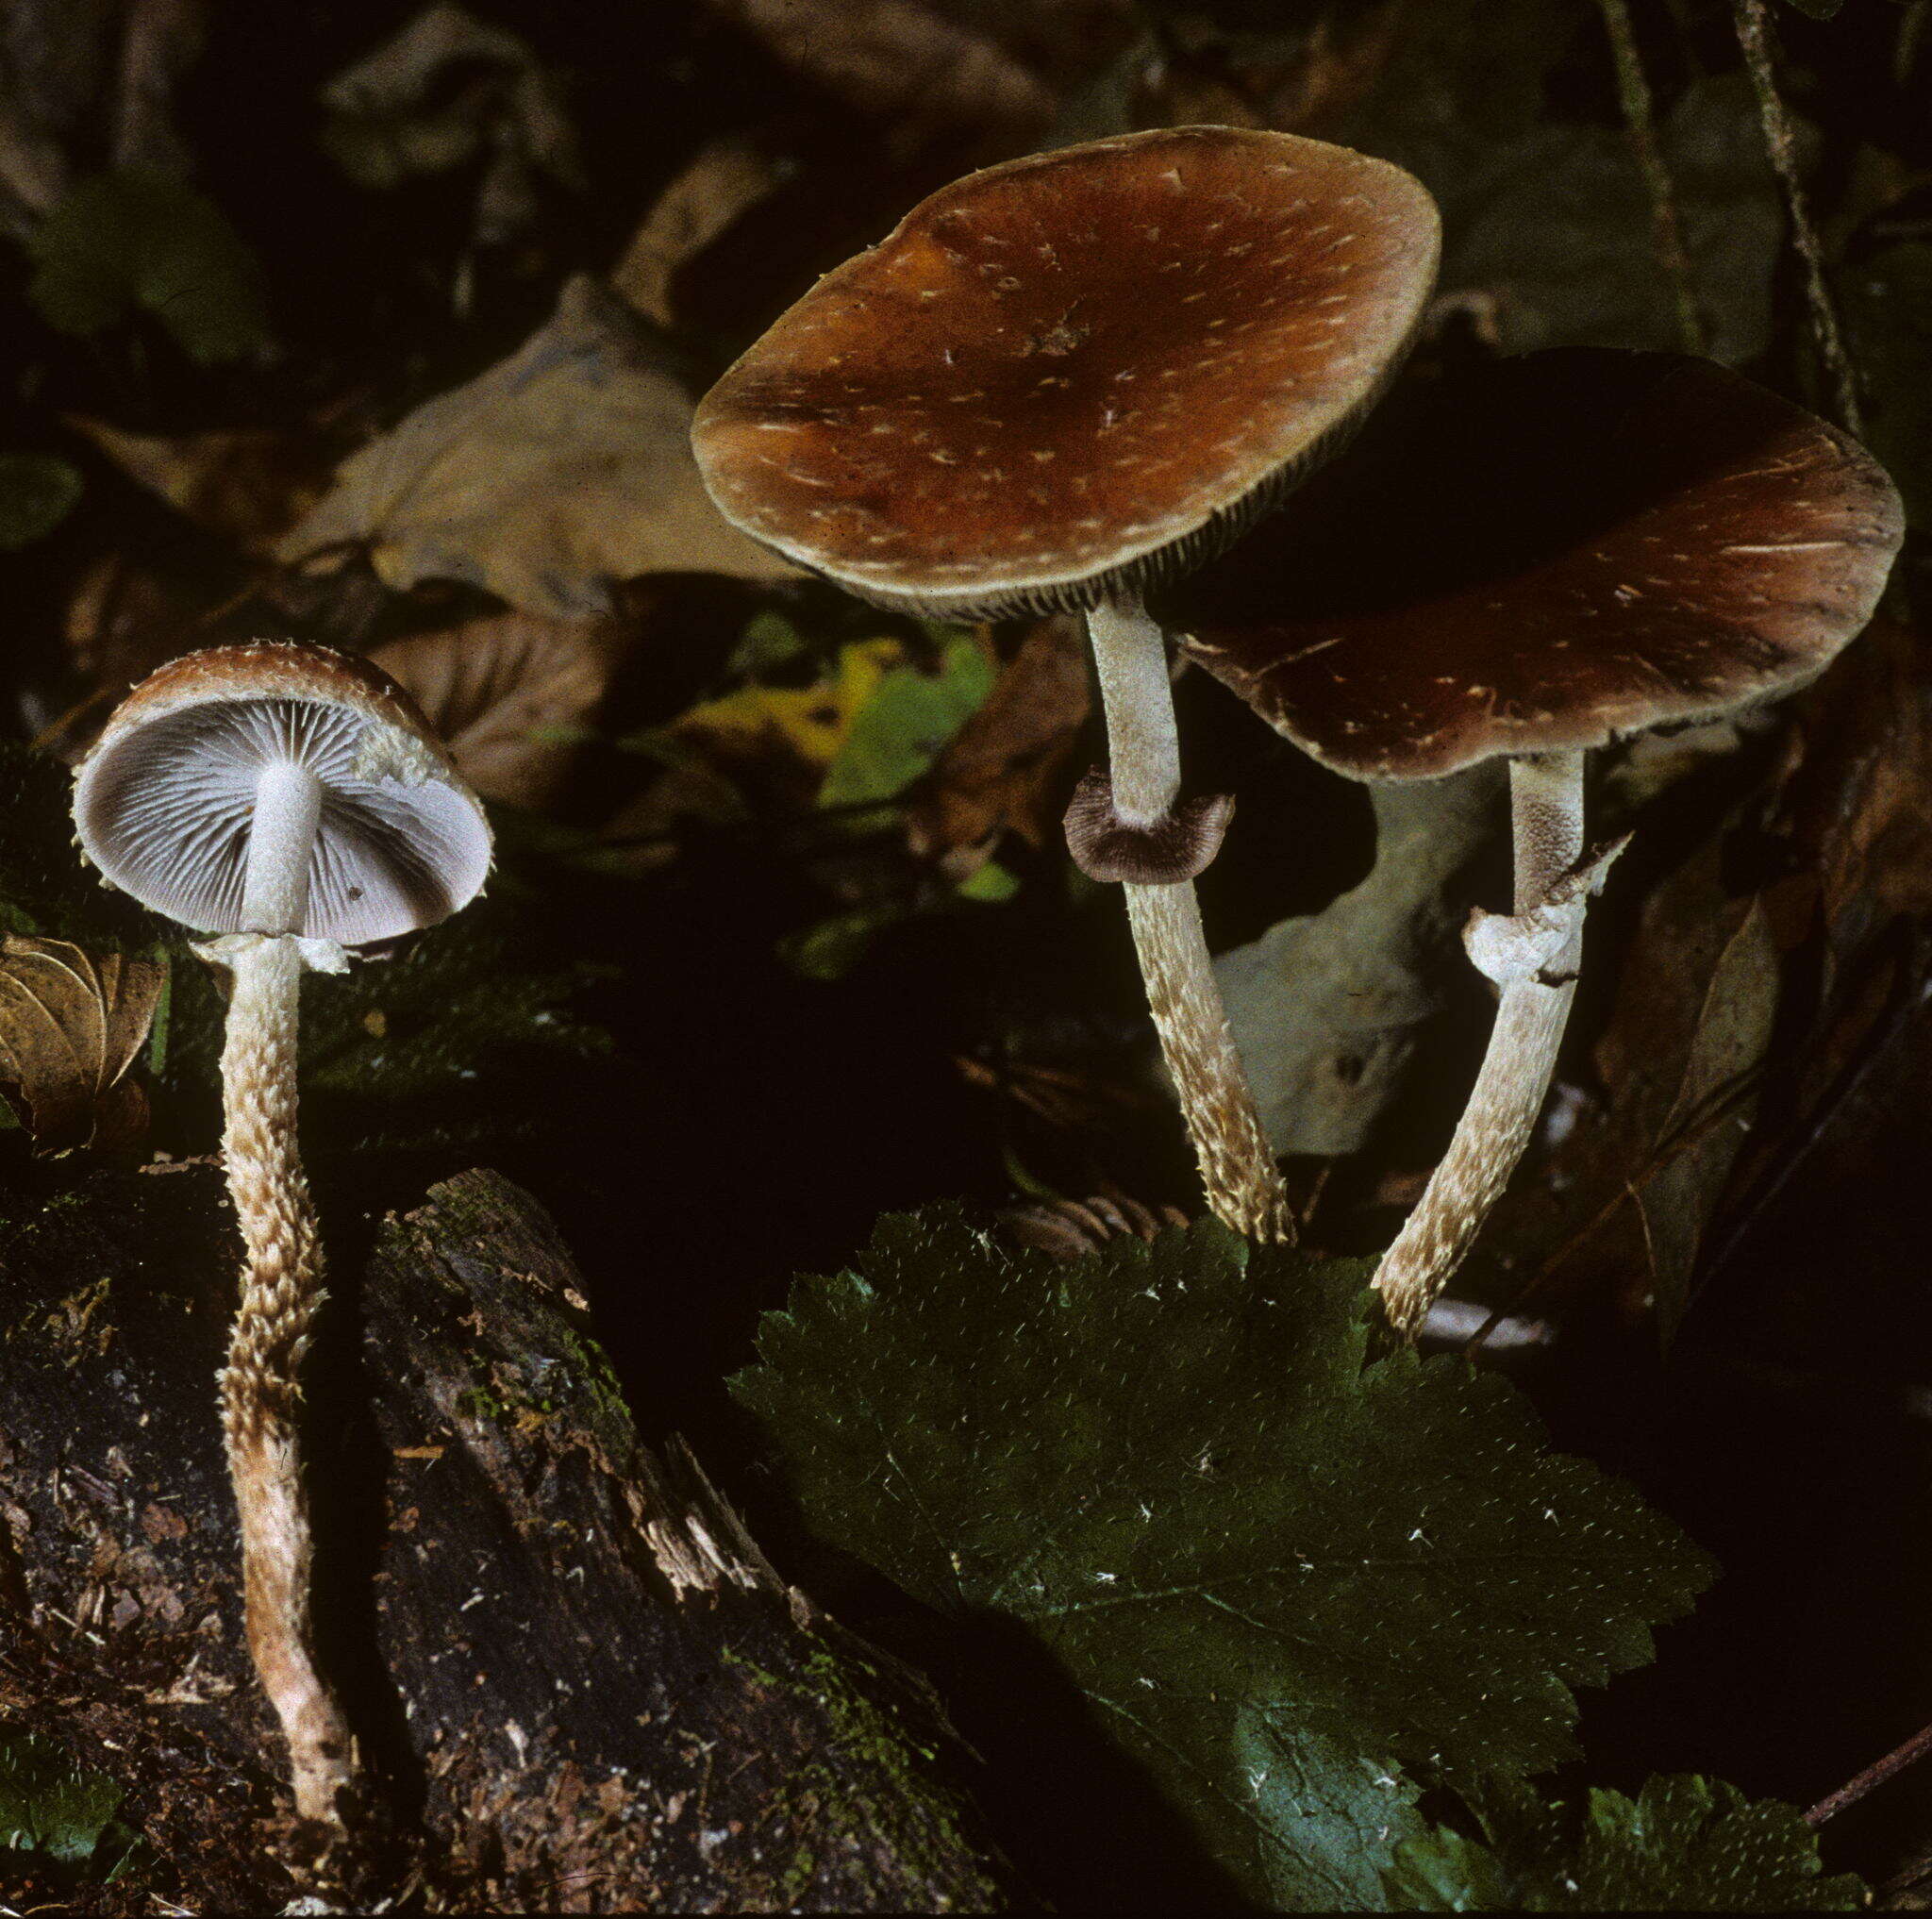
[691,125,1440,1242]
[1168,348,1904,1336]
[72,642,491,1834]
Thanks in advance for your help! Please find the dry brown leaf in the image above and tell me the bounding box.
[318,0,584,249]
[61,547,224,701]
[278,275,797,617]
[1137,2,1405,141]
[903,614,1089,876]
[0,936,163,1154]
[1769,615,1932,976]
[65,416,332,553]
[704,0,1134,160]
[370,609,635,809]
[610,135,791,329]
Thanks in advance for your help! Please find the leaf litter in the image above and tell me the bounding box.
[0,935,163,1153]
[279,274,798,616]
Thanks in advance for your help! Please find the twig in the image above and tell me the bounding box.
[1732,0,1865,436]
[1807,1716,1932,1826]
[1598,0,1705,352]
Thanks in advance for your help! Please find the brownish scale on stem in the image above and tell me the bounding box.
[216,932,357,1827]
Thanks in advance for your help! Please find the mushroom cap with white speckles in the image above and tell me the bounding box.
[691,125,1441,617]
[74,642,493,944]
[1170,350,1906,780]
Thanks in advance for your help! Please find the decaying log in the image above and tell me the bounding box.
[0,1164,1019,1912]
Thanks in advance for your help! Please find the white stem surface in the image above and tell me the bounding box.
[1085,590,1290,1241]
[242,759,323,936]
[1087,594,1182,823]
[218,933,358,1830]
[1373,751,1589,1338]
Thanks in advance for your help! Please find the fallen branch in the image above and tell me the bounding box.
[0,1165,1017,1912]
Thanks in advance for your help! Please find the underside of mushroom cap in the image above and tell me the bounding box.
[691,125,1441,618]
[1170,349,1906,780]
[75,642,492,944]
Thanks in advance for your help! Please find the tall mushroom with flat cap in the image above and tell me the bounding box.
[692,125,1440,1241]
[73,642,491,1832]
[1170,349,1904,1334]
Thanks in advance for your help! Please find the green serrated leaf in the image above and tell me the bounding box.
[0,1732,125,1865]
[817,636,994,811]
[27,170,272,365]
[0,454,82,551]
[1384,1773,1865,1911]
[733,1211,1715,1902]
[1241,1717,1428,1911]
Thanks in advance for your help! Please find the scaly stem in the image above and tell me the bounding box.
[1088,592,1291,1242]
[218,933,358,1827]
[1374,752,1589,1338]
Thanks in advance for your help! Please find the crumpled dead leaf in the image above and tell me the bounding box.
[64,415,333,553]
[0,936,163,1154]
[610,135,791,329]
[1137,0,1405,139]
[0,0,206,228]
[1215,766,1503,1159]
[371,609,637,809]
[1631,897,1781,1345]
[1764,615,1932,982]
[278,275,797,617]
[1469,823,1782,1342]
[903,613,1088,878]
[61,548,228,700]
[704,0,1135,161]
[319,1,583,248]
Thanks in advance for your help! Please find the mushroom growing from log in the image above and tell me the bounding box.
[1170,349,1904,1335]
[72,642,492,1835]
[692,125,1440,1241]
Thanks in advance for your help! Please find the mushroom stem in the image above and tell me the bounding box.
[1088,595,1183,822]
[1087,592,1292,1243]
[216,932,358,1828]
[1372,750,1589,1338]
[242,759,323,936]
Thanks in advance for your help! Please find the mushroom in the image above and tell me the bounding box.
[692,125,1441,1241]
[1168,348,1905,1334]
[72,642,491,1831]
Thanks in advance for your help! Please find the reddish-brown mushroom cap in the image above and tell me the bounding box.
[691,125,1441,617]
[1170,349,1906,780]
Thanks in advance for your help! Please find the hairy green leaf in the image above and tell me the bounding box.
[1384,1773,1864,1911]
[1241,1718,1429,1911]
[734,1211,1714,1901]
[27,171,272,365]
[0,1732,128,1869]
